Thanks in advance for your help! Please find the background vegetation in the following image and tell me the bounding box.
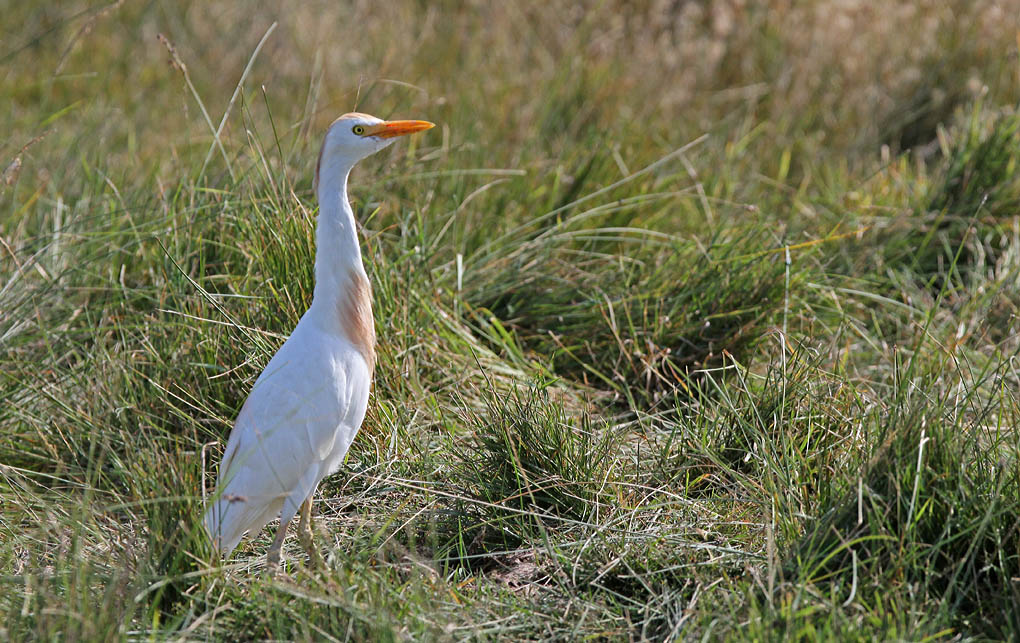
[2,1,1019,639]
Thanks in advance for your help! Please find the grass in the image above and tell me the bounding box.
[2,1,1019,640]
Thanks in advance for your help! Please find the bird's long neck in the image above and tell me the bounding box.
[311,167,376,371]
[314,168,362,298]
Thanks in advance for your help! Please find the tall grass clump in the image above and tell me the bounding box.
[780,360,1020,638]
[456,385,616,542]
[465,229,796,408]
[878,104,1020,288]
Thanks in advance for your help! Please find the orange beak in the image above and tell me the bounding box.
[364,120,435,139]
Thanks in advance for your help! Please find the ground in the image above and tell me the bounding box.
[1,1,1019,640]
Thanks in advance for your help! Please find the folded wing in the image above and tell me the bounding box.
[204,340,362,555]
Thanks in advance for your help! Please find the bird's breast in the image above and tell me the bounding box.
[337,267,376,374]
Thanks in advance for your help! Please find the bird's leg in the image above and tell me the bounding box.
[266,516,293,576]
[298,497,324,569]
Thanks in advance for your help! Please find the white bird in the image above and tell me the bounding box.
[204,112,434,571]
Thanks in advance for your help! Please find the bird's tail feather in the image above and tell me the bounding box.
[204,495,277,557]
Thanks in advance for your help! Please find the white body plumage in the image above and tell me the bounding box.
[204,113,433,564]
[204,318,372,555]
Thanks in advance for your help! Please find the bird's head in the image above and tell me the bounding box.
[315,112,434,190]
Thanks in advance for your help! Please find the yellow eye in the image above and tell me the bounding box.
[352,125,366,135]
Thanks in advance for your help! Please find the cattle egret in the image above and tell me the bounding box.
[204,112,434,571]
